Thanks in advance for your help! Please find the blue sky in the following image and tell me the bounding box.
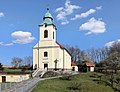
[0,0,120,65]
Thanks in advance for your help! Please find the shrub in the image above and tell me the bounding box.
[42,71,59,78]
[67,82,82,90]
[60,73,72,81]
[0,63,4,70]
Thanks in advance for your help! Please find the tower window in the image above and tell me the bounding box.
[45,24,47,27]
[44,30,48,38]
[44,52,48,57]
[53,32,54,39]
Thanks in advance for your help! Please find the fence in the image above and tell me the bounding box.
[0,77,40,92]
[0,82,16,91]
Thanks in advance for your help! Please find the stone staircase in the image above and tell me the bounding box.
[32,68,47,77]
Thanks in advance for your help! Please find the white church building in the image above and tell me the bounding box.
[33,8,72,71]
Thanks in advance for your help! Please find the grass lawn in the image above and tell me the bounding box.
[3,68,32,74]
[3,68,22,72]
[32,72,114,92]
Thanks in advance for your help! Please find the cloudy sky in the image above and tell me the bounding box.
[0,0,120,65]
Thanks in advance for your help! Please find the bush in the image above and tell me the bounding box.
[0,63,4,70]
[67,82,82,90]
[89,73,98,78]
[42,71,59,78]
[60,73,72,81]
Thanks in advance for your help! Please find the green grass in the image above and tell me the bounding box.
[3,68,22,72]
[32,72,114,92]
[2,68,32,74]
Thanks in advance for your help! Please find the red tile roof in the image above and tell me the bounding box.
[85,62,95,67]
[56,41,64,49]
[71,61,77,66]
[56,41,71,56]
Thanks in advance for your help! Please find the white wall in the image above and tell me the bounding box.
[72,66,78,71]
[0,74,30,83]
[90,67,94,72]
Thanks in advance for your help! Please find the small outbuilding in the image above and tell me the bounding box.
[83,61,95,72]
[71,61,78,71]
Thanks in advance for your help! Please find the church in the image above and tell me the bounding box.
[33,8,72,71]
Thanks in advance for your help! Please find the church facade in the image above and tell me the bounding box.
[33,9,72,71]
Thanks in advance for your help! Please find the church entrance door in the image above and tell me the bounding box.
[44,64,48,71]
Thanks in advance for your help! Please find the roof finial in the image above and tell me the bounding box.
[47,7,49,11]
[47,4,50,11]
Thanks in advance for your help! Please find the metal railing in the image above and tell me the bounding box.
[0,82,16,91]
[32,68,41,77]
[1,77,40,92]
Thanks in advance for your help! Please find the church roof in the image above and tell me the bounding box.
[84,62,95,67]
[41,8,53,25]
[44,10,53,19]
[71,61,77,66]
[56,41,71,56]
[43,18,53,25]
[56,41,64,49]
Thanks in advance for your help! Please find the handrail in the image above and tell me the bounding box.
[32,68,41,77]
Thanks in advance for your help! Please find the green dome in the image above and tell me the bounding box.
[41,8,53,25]
[43,18,53,24]
[44,11,53,19]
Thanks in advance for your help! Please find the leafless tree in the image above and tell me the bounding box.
[65,45,91,64]
[23,56,33,66]
[86,47,109,63]
[11,57,23,67]
[109,42,120,54]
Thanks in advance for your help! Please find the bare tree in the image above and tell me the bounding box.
[85,48,97,62]
[65,45,91,64]
[86,47,109,63]
[11,57,23,67]
[109,42,120,54]
[23,56,33,66]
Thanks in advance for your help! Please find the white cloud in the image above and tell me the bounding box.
[96,6,102,10]
[0,31,35,46]
[0,12,4,17]
[55,0,80,25]
[105,41,115,47]
[117,39,120,42]
[71,9,96,20]
[11,31,35,44]
[105,39,120,47]
[0,42,13,46]
[80,17,106,35]
[55,7,64,12]
[71,6,102,20]
[61,19,69,25]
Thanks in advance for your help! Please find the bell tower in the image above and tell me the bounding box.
[39,8,57,42]
[33,8,72,72]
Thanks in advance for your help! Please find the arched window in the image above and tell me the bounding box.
[45,24,47,27]
[53,32,54,39]
[44,30,48,38]
[44,52,48,57]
